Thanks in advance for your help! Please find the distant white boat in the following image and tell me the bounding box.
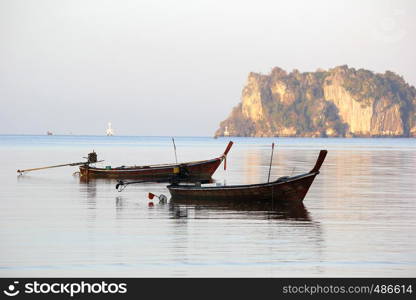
[106,122,114,136]
[224,126,230,137]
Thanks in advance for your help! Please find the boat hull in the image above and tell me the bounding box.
[168,172,319,204]
[166,150,327,204]
[79,158,222,181]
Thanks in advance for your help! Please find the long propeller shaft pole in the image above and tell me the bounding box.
[18,162,86,173]
[17,160,104,174]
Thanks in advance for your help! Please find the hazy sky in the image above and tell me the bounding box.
[1,0,415,136]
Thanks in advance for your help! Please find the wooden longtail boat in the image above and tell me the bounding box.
[79,141,233,181]
[167,150,327,204]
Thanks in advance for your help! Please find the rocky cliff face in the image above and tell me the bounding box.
[216,65,416,137]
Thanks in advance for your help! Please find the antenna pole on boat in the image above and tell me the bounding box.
[172,137,178,164]
[267,142,275,183]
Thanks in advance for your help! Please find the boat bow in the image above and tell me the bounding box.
[220,141,233,170]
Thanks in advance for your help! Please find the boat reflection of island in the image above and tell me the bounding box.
[169,198,312,222]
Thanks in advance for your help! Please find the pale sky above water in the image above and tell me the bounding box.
[0,0,415,136]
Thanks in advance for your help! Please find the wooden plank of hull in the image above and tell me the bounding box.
[79,158,222,180]
[168,172,318,203]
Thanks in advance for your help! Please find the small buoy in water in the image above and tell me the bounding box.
[158,194,167,204]
[148,202,154,207]
[148,192,167,204]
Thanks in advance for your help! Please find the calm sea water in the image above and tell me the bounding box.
[0,135,415,277]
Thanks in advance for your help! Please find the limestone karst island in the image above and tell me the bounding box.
[215,65,416,137]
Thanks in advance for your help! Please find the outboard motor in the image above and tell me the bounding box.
[87,151,98,163]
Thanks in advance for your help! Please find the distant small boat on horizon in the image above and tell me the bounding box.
[47,131,53,136]
[106,122,114,136]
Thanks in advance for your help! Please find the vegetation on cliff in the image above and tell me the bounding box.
[216,65,416,137]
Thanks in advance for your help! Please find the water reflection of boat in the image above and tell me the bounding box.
[168,150,327,204]
[169,199,311,221]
